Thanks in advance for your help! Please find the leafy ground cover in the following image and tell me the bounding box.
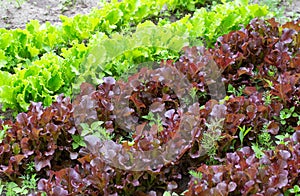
[0,0,299,195]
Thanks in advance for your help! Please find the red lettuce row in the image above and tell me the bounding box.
[0,96,78,182]
[186,131,300,195]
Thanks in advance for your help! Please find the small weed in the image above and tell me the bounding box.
[15,0,26,8]
[238,125,252,146]
[72,121,114,149]
[275,133,290,145]
[201,117,224,163]
[277,106,300,126]
[258,131,274,150]
[142,111,163,134]
[72,134,86,149]
[285,185,300,196]
[251,143,264,159]
[227,84,245,96]
[263,78,273,88]
[189,87,198,101]
[0,124,10,143]
[267,65,277,77]
[175,10,183,19]
[81,121,114,140]
[251,124,275,159]
[189,170,202,179]
[189,170,203,186]
[0,162,39,195]
[0,181,4,195]
[182,87,199,105]
[262,91,272,105]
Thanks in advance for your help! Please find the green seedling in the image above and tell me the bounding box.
[189,170,202,179]
[182,87,200,105]
[251,143,264,159]
[238,125,252,146]
[71,134,86,149]
[262,90,272,105]
[1,162,39,196]
[267,65,277,77]
[72,121,114,149]
[142,112,163,133]
[80,121,114,140]
[275,133,290,145]
[263,78,273,87]
[287,185,300,196]
[279,106,300,125]
[202,118,224,164]
[227,84,245,96]
[257,131,274,150]
[0,124,10,143]
[189,170,203,185]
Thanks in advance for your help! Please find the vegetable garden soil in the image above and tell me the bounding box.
[0,0,100,29]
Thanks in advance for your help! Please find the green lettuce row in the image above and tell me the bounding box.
[188,0,269,47]
[0,23,186,112]
[0,40,88,113]
[59,0,224,41]
[0,22,64,72]
[75,20,189,91]
[77,0,268,88]
[0,0,268,113]
[0,0,213,73]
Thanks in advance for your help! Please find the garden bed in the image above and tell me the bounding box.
[0,0,299,195]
